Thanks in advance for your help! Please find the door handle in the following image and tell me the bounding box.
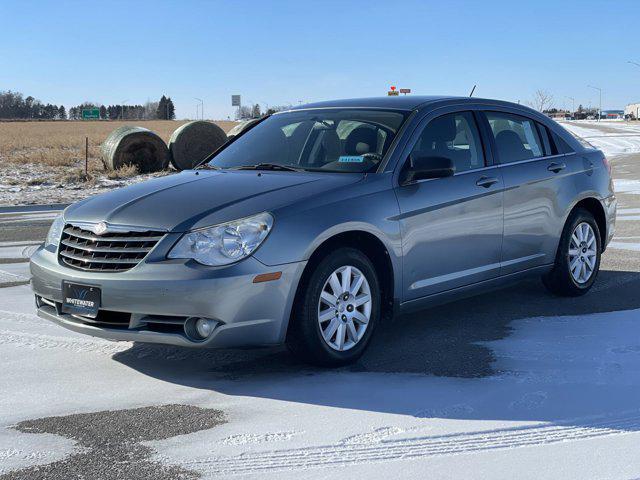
[547,162,566,173]
[476,176,499,188]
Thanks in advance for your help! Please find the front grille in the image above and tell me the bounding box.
[58,224,164,272]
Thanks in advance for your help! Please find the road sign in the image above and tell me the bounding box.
[231,95,241,107]
[81,108,100,120]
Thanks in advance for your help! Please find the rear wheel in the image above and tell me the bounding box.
[286,248,380,366]
[542,208,601,296]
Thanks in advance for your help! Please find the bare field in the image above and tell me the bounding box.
[0,120,237,206]
[0,119,236,167]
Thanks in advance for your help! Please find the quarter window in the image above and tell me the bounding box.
[486,112,545,163]
[411,112,485,173]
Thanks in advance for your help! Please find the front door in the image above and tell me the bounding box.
[395,110,504,302]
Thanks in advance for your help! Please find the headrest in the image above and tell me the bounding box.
[345,126,378,155]
[419,115,457,150]
[495,130,526,152]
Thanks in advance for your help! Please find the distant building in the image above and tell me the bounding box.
[544,109,571,120]
[546,112,569,119]
[625,103,640,119]
[601,110,624,119]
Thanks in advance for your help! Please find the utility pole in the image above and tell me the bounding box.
[587,85,602,122]
[566,96,575,115]
[194,98,203,120]
[629,63,640,119]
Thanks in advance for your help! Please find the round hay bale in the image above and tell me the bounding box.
[226,118,260,139]
[168,121,228,170]
[101,126,169,173]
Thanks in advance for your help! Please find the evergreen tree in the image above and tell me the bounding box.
[43,103,57,119]
[166,97,175,120]
[156,95,168,120]
[99,105,107,119]
[252,104,261,118]
[58,105,66,120]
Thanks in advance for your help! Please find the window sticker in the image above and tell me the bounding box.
[338,155,364,163]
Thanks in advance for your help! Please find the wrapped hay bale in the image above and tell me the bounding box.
[101,126,169,173]
[168,121,228,170]
[226,118,260,139]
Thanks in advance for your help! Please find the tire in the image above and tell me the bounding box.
[286,248,380,367]
[542,208,601,297]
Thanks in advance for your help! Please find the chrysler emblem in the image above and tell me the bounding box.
[93,222,108,235]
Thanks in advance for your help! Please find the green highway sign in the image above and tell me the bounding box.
[82,108,100,119]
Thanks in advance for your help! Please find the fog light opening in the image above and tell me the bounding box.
[184,317,218,341]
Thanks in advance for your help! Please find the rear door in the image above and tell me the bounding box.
[394,108,504,302]
[480,110,577,274]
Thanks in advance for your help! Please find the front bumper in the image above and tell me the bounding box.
[30,246,306,348]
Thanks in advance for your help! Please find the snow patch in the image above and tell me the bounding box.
[560,121,640,157]
[220,431,304,446]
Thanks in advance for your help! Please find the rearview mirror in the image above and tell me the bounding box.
[402,155,455,184]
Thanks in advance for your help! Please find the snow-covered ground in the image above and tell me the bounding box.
[0,162,172,206]
[560,120,640,157]
[2,279,640,479]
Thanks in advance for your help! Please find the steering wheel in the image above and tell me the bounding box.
[361,152,383,163]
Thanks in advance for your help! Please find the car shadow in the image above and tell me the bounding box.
[112,268,640,425]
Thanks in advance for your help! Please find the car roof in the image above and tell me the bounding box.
[290,95,456,111]
[289,95,534,113]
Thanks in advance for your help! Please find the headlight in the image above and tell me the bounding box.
[168,212,273,266]
[45,214,65,248]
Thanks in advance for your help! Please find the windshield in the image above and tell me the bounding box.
[207,108,409,173]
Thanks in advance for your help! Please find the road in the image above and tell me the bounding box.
[1,121,640,479]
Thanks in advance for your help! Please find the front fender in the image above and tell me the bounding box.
[252,180,403,304]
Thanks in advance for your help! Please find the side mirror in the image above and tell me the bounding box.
[402,154,455,184]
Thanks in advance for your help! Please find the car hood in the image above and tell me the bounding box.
[64,170,363,232]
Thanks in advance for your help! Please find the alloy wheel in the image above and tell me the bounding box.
[569,222,598,284]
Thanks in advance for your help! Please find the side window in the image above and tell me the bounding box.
[486,112,545,163]
[536,123,553,155]
[411,111,485,173]
[554,130,580,152]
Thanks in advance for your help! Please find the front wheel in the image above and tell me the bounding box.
[542,208,601,296]
[286,248,380,366]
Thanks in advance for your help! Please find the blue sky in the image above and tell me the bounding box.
[1,0,639,119]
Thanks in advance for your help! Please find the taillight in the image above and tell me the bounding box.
[602,156,611,174]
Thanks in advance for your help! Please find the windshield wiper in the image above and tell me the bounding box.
[194,163,220,170]
[234,163,304,172]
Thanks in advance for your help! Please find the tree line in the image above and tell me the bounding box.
[0,90,66,119]
[236,103,292,120]
[0,91,175,120]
